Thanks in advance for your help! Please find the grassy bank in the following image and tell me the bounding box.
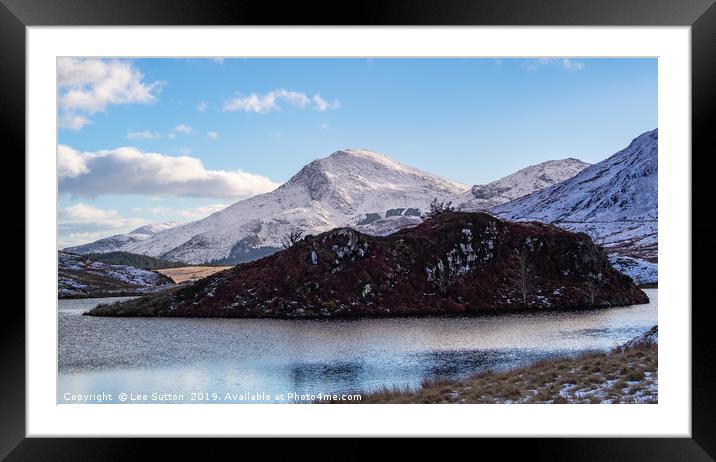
[155,266,233,284]
[343,331,657,404]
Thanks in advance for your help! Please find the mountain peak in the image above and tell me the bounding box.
[324,148,406,170]
[286,147,467,199]
[330,148,388,160]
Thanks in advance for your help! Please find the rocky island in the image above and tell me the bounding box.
[86,212,648,318]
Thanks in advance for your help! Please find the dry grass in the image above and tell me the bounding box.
[334,342,657,404]
[156,266,233,284]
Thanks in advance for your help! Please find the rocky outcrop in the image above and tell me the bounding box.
[87,212,648,318]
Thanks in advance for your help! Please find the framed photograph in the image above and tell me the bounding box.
[7,0,710,458]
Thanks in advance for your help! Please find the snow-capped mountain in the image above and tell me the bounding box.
[456,158,590,210]
[493,129,658,264]
[63,221,181,255]
[123,149,469,264]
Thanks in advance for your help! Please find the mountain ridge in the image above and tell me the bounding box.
[456,158,590,211]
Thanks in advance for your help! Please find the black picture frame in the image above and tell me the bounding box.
[5,0,711,459]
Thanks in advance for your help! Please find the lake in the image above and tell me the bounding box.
[58,289,657,403]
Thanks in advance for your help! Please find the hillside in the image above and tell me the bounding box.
[59,251,174,298]
[493,129,657,264]
[85,251,186,270]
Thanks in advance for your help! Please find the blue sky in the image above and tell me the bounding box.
[57,57,657,248]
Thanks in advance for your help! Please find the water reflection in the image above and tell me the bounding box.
[58,289,657,403]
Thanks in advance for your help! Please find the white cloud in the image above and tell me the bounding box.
[522,58,585,72]
[560,59,585,71]
[197,101,208,112]
[207,131,219,140]
[60,203,140,228]
[320,123,328,130]
[57,145,90,178]
[58,113,91,130]
[313,94,341,112]
[222,88,339,113]
[127,130,160,140]
[57,144,280,200]
[58,203,146,247]
[174,124,193,134]
[57,58,163,130]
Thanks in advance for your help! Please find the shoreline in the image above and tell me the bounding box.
[331,327,658,404]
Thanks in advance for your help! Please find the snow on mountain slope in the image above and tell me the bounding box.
[124,149,469,264]
[456,158,590,210]
[493,129,658,264]
[355,158,589,236]
[63,221,182,255]
[129,222,182,235]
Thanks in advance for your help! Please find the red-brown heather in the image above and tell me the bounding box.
[88,212,649,318]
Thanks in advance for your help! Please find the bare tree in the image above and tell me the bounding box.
[427,198,455,218]
[585,272,603,305]
[280,229,304,249]
[517,252,532,304]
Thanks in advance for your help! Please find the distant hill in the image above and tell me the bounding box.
[85,251,187,270]
[59,251,174,299]
[63,221,181,255]
[456,158,590,211]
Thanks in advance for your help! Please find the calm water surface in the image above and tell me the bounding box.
[58,289,657,403]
